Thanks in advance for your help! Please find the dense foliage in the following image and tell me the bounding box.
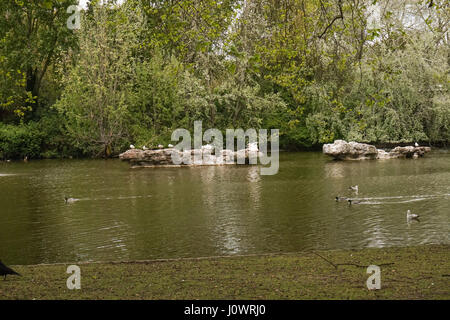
[0,0,448,158]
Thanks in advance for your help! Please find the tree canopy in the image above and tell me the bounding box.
[0,0,448,158]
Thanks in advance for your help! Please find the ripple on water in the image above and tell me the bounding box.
[0,153,449,264]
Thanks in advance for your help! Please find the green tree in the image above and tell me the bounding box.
[0,0,78,120]
[54,1,144,157]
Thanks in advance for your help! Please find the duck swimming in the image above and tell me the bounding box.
[335,196,347,202]
[347,199,362,205]
[64,197,79,204]
[407,210,420,222]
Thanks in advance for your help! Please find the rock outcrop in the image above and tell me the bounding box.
[322,140,378,160]
[323,140,431,160]
[119,146,261,168]
[386,146,432,159]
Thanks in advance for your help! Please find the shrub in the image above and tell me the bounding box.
[0,122,43,159]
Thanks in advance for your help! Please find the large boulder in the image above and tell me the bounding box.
[323,140,431,160]
[323,140,378,160]
[387,146,431,159]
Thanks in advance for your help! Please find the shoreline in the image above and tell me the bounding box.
[2,244,449,300]
[1,146,449,163]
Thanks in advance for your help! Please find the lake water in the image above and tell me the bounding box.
[0,151,449,265]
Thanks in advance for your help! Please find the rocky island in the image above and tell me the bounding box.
[120,145,261,168]
[323,140,431,161]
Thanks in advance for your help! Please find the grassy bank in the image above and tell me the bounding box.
[1,245,449,300]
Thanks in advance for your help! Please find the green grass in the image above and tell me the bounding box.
[1,245,449,300]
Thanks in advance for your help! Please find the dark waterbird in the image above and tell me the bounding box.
[347,199,362,205]
[0,260,21,280]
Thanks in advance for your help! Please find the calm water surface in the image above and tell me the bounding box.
[0,151,449,265]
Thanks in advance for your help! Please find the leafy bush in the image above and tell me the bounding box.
[0,122,43,159]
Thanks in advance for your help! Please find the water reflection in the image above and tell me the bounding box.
[0,152,449,265]
[324,161,346,179]
[199,166,246,255]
